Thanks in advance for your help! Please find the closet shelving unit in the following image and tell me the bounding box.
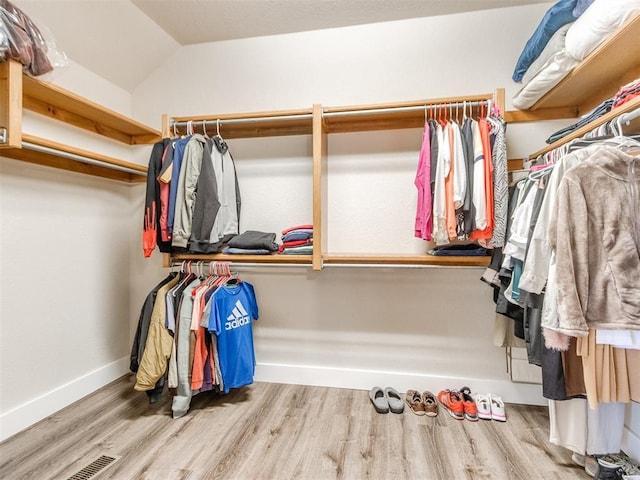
[164,89,504,271]
[0,59,160,182]
[504,14,640,124]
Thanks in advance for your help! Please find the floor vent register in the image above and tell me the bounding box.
[67,455,118,480]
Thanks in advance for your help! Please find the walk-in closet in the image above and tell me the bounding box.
[1,1,638,478]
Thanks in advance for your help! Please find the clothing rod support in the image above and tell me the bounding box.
[21,142,146,176]
[619,107,640,126]
[170,113,314,130]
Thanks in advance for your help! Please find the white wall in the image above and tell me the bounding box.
[132,3,558,405]
[0,61,150,440]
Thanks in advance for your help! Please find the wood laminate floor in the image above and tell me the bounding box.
[0,375,590,480]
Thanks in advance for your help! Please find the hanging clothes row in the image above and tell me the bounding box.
[143,123,241,258]
[414,101,508,250]
[130,261,259,418]
[481,108,640,458]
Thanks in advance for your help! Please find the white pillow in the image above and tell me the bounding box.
[512,50,579,110]
[565,0,640,61]
[523,23,573,86]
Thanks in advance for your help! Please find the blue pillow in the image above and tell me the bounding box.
[512,0,577,83]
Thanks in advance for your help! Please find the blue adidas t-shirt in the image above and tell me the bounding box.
[208,282,258,394]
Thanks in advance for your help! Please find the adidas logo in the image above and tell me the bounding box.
[225,300,251,330]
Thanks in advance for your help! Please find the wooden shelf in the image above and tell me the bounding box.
[1,133,147,183]
[170,109,313,139]
[529,95,640,158]
[169,253,313,265]
[526,14,640,116]
[322,254,491,267]
[22,74,162,145]
[323,94,495,133]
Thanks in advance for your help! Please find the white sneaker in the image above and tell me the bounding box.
[474,393,492,420]
[489,394,506,422]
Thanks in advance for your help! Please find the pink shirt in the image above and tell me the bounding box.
[414,122,432,241]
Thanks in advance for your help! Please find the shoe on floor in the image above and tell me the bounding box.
[369,386,389,414]
[384,387,404,414]
[489,394,506,422]
[459,386,479,422]
[595,458,625,480]
[422,391,438,417]
[437,389,464,420]
[585,455,598,477]
[599,452,640,476]
[405,390,426,416]
[572,452,586,467]
[474,393,492,420]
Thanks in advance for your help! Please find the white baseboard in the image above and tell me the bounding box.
[255,362,547,406]
[0,356,129,442]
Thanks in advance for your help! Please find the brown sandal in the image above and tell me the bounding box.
[405,389,426,415]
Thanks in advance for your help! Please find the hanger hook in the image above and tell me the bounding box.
[216,119,221,137]
[202,120,208,137]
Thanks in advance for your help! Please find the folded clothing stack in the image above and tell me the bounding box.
[279,224,313,255]
[613,77,640,109]
[222,230,279,254]
[546,98,614,143]
[427,244,491,256]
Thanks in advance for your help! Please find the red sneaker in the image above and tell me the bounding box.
[437,389,464,420]
[459,386,479,422]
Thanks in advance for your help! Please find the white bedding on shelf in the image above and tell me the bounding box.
[565,0,640,61]
[522,23,573,86]
[512,50,578,110]
[512,1,639,110]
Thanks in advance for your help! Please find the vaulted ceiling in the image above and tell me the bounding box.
[13,0,548,91]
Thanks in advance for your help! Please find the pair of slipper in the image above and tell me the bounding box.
[369,386,404,414]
